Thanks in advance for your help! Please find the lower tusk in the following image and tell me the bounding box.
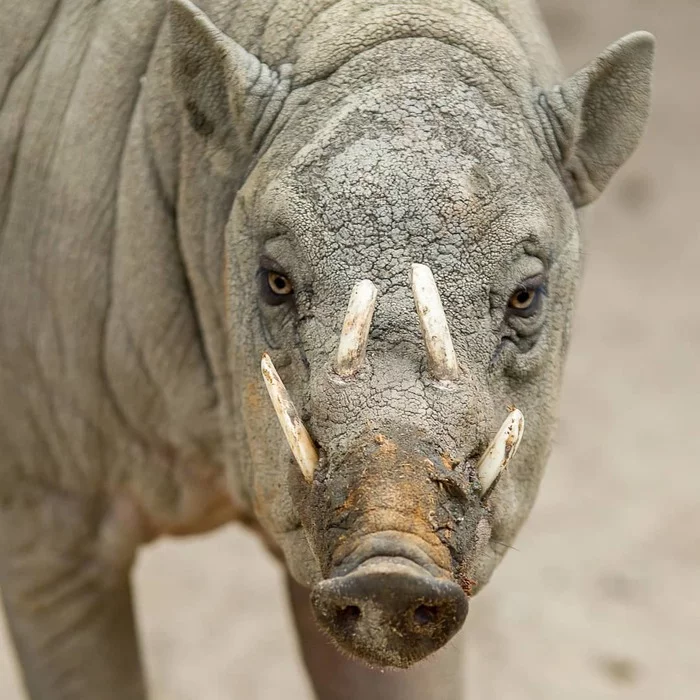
[261,353,319,482]
[477,409,525,496]
[410,263,459,381]
[335,279,378,378]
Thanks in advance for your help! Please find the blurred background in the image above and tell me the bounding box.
[1,0,698,697]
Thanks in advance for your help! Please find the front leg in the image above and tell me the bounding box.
[0,486,146,700]
[286,574,465,700]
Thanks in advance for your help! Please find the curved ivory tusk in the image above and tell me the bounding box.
[261,353,318,482]
[335,279,378,378]
[477,409,525,496]
[410,263,459,381]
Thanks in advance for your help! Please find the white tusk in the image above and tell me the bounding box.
[410,263,459,381]
[477,409,525,496]
[335,280,378,378]
[261,352,319,482]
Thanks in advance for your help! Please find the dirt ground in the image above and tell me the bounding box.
[1,0,698,698]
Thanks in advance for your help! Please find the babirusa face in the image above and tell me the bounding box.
[168,0,654,670]
[258,263,526,665]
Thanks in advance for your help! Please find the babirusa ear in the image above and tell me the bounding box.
[538,32,655,207]
[168,0,291,151]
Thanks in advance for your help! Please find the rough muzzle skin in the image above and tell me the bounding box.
[292,427,482,667]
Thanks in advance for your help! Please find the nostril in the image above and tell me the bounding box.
[335,604,361,630]
[413,604,440,626]
[311,569,469,667]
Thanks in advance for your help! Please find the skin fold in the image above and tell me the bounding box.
[0,0,654,697]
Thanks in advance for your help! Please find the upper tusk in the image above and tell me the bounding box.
[261,352,319,483]
[335,279,378,378]
[477,409,525,496]
[410,263,459,381]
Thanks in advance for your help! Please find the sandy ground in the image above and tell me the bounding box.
[2,0,698,698]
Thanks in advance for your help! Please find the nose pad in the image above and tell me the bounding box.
[310,557,468,668]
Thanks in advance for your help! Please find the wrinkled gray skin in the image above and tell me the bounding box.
[0,0,653,697]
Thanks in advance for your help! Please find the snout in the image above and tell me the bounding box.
[311,557,468,668]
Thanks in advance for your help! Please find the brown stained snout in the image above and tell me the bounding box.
[296,428,482,579]
[329,436,453,569]
[293,426,485,667]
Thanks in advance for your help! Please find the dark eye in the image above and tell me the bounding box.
[259,268,294,306]
[267,270,293,295]
[507,281,545,318]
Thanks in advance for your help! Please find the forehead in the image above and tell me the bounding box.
[258,81,563,282]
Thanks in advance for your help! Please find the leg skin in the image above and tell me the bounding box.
[0,487,146,700]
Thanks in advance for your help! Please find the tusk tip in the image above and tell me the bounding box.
[261,352,275,380]
[260,351,319,483]
[477,408,526,497]
[409,263,433,288]
[410,263,459,382]
[335,279,378,378]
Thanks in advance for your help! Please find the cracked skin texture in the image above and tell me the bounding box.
[0,0,654,693]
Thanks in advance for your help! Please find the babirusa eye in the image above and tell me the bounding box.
[509,288,536,310]
[259,266,295,306]
[507,279,545,318]
[267,271,293,296]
